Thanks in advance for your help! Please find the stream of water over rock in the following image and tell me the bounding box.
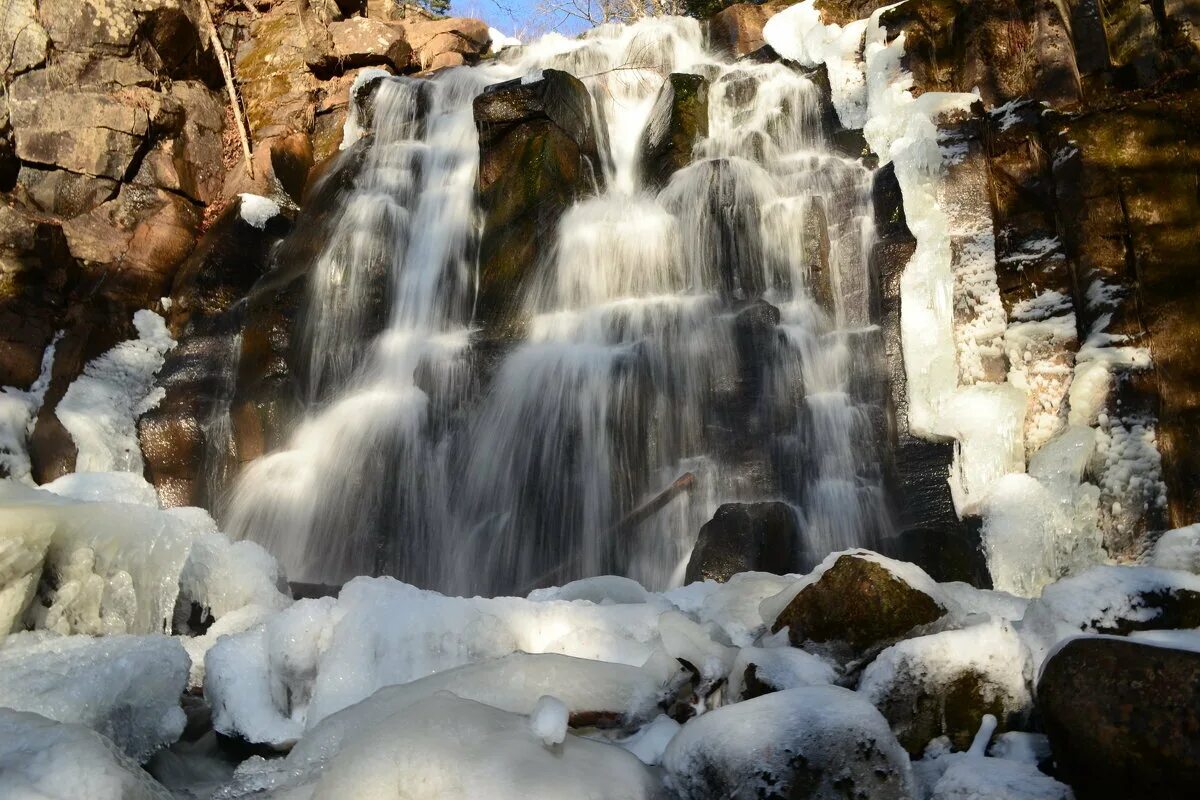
[222,18,889,595]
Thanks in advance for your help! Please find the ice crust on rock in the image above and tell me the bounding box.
[0,633,188,761]
[215,693,663,800]
[530,695,569,746]
[858,618,1033,746]
[56,310,175,473]
[663,685,915,799]
[0,709,173,800]
[924,753,1074,800]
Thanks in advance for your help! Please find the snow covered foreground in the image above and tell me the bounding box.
[1,475,1199,798]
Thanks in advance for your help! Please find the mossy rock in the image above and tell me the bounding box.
[771,554,946,653]
[639,72,709,191]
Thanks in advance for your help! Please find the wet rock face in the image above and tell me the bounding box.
[140,196,292,508]
[771,554,947,654]
[639,73,709,191]
[684,501,799,583]
[1038,637,1200,800]
[473,69,602,329]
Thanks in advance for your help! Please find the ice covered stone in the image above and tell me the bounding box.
[858,618,1034,754]
[0,633,187,761]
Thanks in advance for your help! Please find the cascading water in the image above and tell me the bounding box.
[225,18,890,595]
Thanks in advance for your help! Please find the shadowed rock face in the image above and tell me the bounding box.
[684,500,799,583]
[1038,637,1200,800]
[472,69,602,330]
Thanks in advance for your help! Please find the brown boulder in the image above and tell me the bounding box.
[134,81,228,205]
[307,16,412,75]
[401,16,489,71]
[708,4,770,58]
[1038,636,1200,800]
[222,132,316,205]
[236,6,322,141]
[62,184,200,307]
[638,73,708,191]
[771,552,947,655]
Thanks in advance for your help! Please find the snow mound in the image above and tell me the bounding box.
[55,310,175,473]
[0,709,172,799]
[0,332,59,483]
[664,571,796,647]
[663,686,914,799]
[215,693,662,800]
[0,634,188,761]
[530,695,569,746]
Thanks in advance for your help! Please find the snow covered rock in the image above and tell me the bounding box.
[665,570,796,647]
[0,633,188,761]
[662,685,915,799]
[859,619,1034,754]
[725,645,837,702]
[1037,636,1200,800]
[215,693,663,799]
[1020,565,1200,665]
[1148,524,1200,573]
[0,709,172,800]
[765,550,948,658]
[203,576,675,744]
[208,640,681,749]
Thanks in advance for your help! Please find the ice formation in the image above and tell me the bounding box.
[0,332,59,483]
[0,633,188,761]
[0,477,287,649]
[55,310,175,473]
[0,709,173,800]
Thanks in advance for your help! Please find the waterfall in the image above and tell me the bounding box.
[225,17,889,595]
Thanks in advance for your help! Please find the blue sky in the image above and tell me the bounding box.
[452,0,594,36]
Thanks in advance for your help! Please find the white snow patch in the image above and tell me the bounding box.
[529,695,569,746]
[237,194,280,230]
[1148,524,1200,573]
[489,27,522,53]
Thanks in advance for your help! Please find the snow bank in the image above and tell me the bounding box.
[0,709,173,799]
[55,310,175,473]
[663,685,915,799]
[664,570,796,647]
[489,27,522,53]
[0,633,187,761]
[0,332,59,483]
[217,693,662,800]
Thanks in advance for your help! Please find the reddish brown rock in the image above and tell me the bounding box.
[401,16,489,71]
[307,16,412,75]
